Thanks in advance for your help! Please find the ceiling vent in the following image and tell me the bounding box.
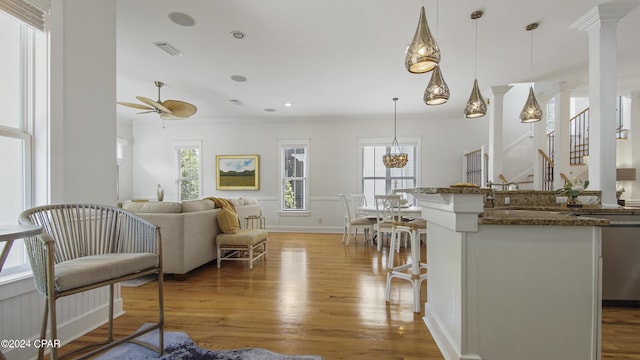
[153,41,183,56]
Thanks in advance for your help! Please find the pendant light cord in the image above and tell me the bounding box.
[474,18,478,78]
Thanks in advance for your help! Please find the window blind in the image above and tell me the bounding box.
[0,0,49,31]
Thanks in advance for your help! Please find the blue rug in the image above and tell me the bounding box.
[96,325,323,360]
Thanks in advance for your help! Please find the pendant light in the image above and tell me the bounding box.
[464,10,487,118]
[405,5,440,74]
[424,0,449,105]
[520,23,543,123]
[383,98,408,168]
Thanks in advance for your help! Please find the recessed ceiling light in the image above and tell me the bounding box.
[284,102,292,107]
[264,108,276,112]
[168,12,196,27]
[231,31,246,39]
[230,75,247,82]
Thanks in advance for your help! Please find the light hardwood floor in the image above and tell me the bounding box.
[63,232,640,359]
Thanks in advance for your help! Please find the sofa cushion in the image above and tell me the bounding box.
[181,199,216,213]
[122,201,182,213]
[228,198,244,207]
[240,197,257,205]
[217,206,240,234]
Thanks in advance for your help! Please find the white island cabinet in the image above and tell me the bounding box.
[404,188,608,360]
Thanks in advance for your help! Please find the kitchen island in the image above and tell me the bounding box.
[401,187,608,360]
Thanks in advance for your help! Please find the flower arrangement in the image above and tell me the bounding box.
[557,178,589,200]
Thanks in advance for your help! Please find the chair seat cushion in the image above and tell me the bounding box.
[54,253,159,292]
[217,229,268,246]
[351,217,375,226]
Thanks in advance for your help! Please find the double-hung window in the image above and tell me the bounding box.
[0,9,46,277]
[360,140,418,205]
[174,141,201,201]
[280,140,308,211]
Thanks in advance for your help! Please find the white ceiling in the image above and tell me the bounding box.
[116,0,640,123]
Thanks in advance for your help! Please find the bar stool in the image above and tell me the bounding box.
[385,219,427,313]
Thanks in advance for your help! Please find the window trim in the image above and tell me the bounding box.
[358,137,420,198]
[279,139,309,212]
[172,140,202,202]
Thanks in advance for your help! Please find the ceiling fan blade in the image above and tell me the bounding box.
[117,101,154,111]
[162,100,198,119]
[137,110,156,114]
[159,112,184,120]
[137,96,172,113]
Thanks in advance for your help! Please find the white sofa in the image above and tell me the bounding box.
[120,198,263,279]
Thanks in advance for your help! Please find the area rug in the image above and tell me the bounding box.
[96,324,324,360]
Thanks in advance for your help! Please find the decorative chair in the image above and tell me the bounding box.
[18,204,164,360]
[385,219,428,313]
[373,195,403,251]
[349,193,369,218]
[339,194,375,246]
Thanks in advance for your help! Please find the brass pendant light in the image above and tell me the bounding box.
[383,98,408,168]
[423,1,449,105]
[405,6,441,74]
[464,10,487,118]
[520,23,543,123]
[424,64,450,105]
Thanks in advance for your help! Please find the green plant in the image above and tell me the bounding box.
[557,178,589,198]
[284,180,295,209]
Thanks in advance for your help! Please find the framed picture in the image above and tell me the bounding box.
[216,155,260,190]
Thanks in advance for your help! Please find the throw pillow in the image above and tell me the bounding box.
[217,206,240,234]
[240,197,257,205]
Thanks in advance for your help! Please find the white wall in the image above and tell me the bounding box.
[117,120,134,201]
[129,113,489,231]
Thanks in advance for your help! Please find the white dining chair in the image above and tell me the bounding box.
[339,194,375,246]
[373,194,403,251]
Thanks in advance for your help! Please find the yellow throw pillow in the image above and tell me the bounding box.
[217,206,240,234]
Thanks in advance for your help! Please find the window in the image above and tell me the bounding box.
[0,10,45,277]
[361,140,418,205]
[280,140,308,211]
[174,142,201,201]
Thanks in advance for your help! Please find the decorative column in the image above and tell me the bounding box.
[553,83,573,190]
[571,1,639,206]
[489,86,513,184]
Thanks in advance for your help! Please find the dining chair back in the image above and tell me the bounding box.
[339,194,375,246]
[373,194,402,251]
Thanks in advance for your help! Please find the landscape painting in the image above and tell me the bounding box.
[216,155,259,190]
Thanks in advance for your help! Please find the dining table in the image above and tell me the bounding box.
[358,205,423,219]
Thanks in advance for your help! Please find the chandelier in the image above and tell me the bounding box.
[383,98,408,168]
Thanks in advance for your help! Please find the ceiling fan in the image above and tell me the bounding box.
[117,81,197,120]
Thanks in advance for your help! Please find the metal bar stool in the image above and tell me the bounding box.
[385,219,427,313]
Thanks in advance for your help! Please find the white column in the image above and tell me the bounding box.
[533,92,553,190]
[552,83,573,190]
[571,1,639,207]
[489,86,513,184]
[49,0,117,204]
[630,90,640,201]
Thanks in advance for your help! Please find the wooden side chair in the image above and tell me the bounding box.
[18,204,164,360]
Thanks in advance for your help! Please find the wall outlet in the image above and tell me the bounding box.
[556,196,568,204]
[504,196,510,205]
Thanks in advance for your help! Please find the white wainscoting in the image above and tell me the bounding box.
[0,275,123,360]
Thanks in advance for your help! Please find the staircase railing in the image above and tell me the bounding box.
[538,149,554,191]
[464,149,483,185]
[570,108,589,165]
[547,107,589,165]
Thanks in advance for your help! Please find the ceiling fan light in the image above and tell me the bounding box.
[520,86,543,123]
[405,6,441,74]
[464,79,487,118]
[424,64,450,105]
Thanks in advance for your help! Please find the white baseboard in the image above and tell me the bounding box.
[423,303,484,360]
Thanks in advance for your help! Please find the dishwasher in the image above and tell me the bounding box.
[592,213,640,306]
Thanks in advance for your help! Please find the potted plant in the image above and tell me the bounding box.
[557,178,589,208]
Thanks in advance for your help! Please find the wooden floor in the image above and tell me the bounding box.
[62,232,640,359]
